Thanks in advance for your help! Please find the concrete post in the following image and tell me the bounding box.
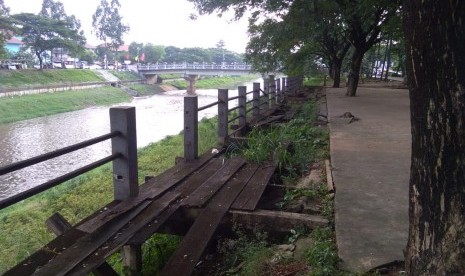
[145,74,158,85]
[122,245,142,276]
[252,82,261,118]
[110,106,138,201]
[263,78,269,112]
[184,96,198,161]
[238,86,247,133]
[185,74,199,95]
[269,75,275,107]
[276,78,281,103]
[218,89,229,145]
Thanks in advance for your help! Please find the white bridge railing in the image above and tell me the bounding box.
[137,63,252,71]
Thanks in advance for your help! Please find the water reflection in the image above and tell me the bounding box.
[0,80,261,199]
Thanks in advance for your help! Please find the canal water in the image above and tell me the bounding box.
[0,80,261,200]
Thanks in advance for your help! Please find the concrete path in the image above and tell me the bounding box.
[326,85,410,272]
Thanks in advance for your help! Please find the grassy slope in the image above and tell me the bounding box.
[0,86,131,124]
[109,70,143,81]
[0,69,104,89]
[166,75,260,90]
[0,117,218,273]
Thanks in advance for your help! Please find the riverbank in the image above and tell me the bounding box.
[0,86,132,124]
[0,117,219,273]
[0,87,335,275]
[166,75,260,90]
[0,71,260,125]
[0,69,142,90]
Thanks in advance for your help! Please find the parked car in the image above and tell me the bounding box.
[78,61,90,69]
[88,64,102,70]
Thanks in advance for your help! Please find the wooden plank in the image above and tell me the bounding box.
[228,209,329,230]
[175,158,224,197]
[161,164,258,276]
[325,160,335,193]
[182,157,246,208]
[46,212,119,276]
[4,228,86,276]
[254,114,285,128]
[128,202,182,245]
[32,200,153,276]
[67,192,180,275]
[232,164,277,211]
[77,150,217,233]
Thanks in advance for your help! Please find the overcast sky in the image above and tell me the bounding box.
[4,0,250,53]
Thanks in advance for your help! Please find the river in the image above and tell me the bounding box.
[0,80,261,200]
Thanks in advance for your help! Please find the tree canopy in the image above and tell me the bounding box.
[0,0,18,59]
[12,12,85,68]
[92,0,129,67]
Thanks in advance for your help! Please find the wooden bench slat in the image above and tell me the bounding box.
[182,157,246,208]
[232,164,277,211]
[161,163,258,276]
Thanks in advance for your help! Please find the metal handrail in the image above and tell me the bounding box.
[0,131,120,176]
[197,101,219,111]
[0,153,121,210]
[228,105,241,113]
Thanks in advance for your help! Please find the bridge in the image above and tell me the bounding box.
[137,63,254,93]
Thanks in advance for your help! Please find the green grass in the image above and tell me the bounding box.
[306,227,340,276]
[126,84,164,96]
[304,76,326,86]
[0,69,104,89]
[0,117,218,274]
[217,226,272,275]
[0,86,131,124]
[110,70,143,81]
[240,101,328,178]
[165,75,260,90]
[158,73,183,80]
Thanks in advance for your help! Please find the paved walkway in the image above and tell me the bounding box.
[326,85,410,272]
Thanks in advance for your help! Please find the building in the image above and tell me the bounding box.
[5,36,24,54]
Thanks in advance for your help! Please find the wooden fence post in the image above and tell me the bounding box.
[218,89,229,145]
[238,86,247,133]
[110,106,138,201]
[252,82,261,118]
[184,96,198,161]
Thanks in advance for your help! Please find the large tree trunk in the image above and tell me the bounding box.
[403,0,465,274]
[346,50,363,96]
[332,58,342,88]
[36,51,43,69]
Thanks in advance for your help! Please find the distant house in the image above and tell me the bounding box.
[5,36,24,54]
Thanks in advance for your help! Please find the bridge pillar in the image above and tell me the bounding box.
[184,74,199,95]
[145,74,158,85]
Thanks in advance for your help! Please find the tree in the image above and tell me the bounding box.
[0,0,18,59]
[142,44,165,64]
[403,0,465,274]
[335,0,399,96]
[92,0,129,68]
[12,13,85,68]
[128,41,143,62]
